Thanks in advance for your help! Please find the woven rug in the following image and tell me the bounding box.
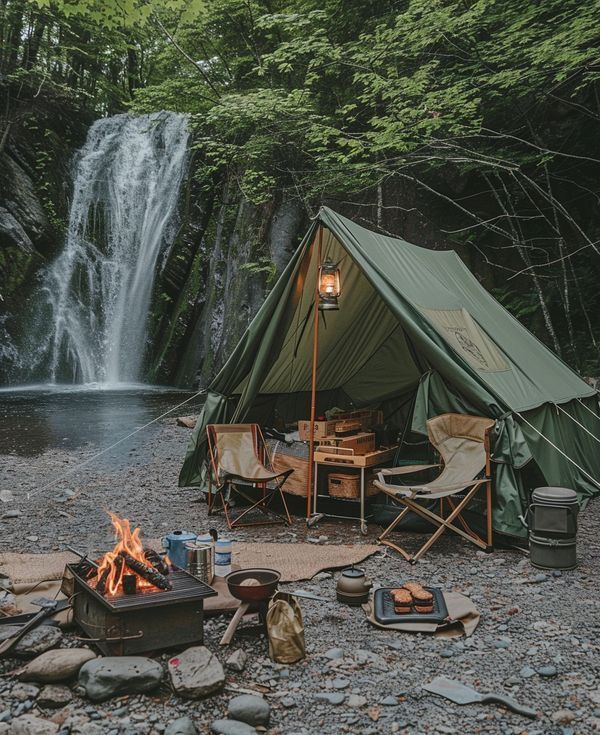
[0,542,379,585]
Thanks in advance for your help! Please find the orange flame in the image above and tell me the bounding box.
[94,512,156,596]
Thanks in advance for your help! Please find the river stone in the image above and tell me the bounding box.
[17,648,96,683]
[9,715,58,734]
[315,693,345,705]
[10,684,40,702]
[227,695,270,727]
[37,684,73,708]
[70,722,102,735]
[78,656,163,701]
[1,510,22,519]
[165,716,198,735]
[551,709,575,724]
[520,666,536,679]
[0,625,63,657]
[347,694,367,707]
[537,665,558,677]
[168,647,224,699]
[225,649,247,672]
[210,720,256,735]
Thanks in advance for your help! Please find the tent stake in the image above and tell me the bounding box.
[306,226,323,518]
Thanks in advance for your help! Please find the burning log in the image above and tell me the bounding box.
[119,551,172,591]
[143,548,169,576]
[97,555,123,595]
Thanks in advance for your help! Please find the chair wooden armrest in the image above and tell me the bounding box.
[379,463,441,477]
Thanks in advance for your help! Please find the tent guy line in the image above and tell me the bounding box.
[555,404,600,444]
[576,396,600,421]
[25,390,207,501]
[515,412,600,491]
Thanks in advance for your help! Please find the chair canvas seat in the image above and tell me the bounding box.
[217,432,281,483]
[375,413,495,562]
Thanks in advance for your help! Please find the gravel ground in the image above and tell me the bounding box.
[0,419,599,734]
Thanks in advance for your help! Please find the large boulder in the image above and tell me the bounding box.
[168,646,225,699]
[17,648,96,683]
[77,656,163,702]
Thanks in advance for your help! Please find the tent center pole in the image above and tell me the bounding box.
[306,225,323,518]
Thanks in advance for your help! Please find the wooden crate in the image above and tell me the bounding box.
[271,452,308,497]
[298,409,383,441]
[320,432,376,455]
[298,420,338,441]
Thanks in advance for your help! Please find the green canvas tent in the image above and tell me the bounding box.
[180,207,600,538]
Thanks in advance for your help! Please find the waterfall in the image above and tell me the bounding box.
[23,112,189,385]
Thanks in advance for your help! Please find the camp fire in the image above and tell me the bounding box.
[93,512,172,596]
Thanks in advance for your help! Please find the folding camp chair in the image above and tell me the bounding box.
[206,424,293,529]
[374,413,495,563]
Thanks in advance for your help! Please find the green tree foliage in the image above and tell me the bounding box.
[17,0,600,372]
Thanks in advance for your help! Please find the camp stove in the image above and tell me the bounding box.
[66,562,216,656]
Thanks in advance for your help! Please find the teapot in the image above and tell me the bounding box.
[336,566,372,605]
[161,530,197,569]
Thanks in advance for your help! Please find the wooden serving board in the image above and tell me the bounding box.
[314,446,397,467]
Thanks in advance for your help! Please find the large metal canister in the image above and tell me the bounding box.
[528,486,578,570]
[529,534,577,570]
[530,486,578,538]
[185,542,214,584]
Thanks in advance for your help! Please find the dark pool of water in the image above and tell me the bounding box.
[0,383,203,458]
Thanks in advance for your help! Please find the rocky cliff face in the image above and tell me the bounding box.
[0,91,91,382]
[0,150,52,379]
[148,178,306,387]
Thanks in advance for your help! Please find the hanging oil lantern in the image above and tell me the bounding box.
[318,260,341,311]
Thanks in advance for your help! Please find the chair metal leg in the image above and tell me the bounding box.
[223,478,293,529]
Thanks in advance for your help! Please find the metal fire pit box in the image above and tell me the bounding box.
[67,563,217,656]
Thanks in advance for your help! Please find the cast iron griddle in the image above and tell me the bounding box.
[373,586,448,625]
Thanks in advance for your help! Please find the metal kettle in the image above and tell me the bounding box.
[161,530,197,569]
[336,565,372,605]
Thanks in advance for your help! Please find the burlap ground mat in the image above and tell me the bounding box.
[0,542,379,586]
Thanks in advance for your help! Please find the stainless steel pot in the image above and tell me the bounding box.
[185,542,214,584]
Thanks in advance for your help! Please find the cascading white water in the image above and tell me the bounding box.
[25,112,189,385]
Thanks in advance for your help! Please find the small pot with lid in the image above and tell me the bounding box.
[336,566,372,605]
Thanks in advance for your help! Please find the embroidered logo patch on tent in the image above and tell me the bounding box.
[421,307,510,373]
